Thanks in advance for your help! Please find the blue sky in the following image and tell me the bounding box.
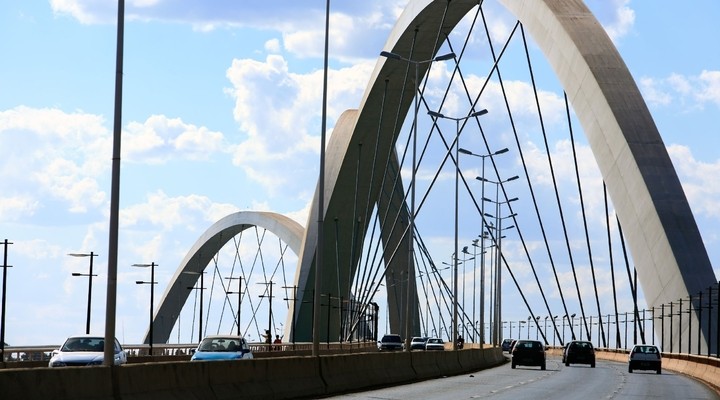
[0,0,718,346]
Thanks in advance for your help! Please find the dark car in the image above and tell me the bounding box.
[378,334,404,351]
[564,340,595,367]
[511,339,546,370]
[628,344,661,374]
[501,338,516,352]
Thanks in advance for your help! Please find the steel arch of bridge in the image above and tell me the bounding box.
[151,0,715,350]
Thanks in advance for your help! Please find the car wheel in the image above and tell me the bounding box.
[656,369,661,375]
[591,362,595,368]
[541,363,546,371]
[565,361,570,367]
[628,366,633,373]
[511,362,516,369]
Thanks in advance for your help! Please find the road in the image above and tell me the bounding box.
[328,356,719,399]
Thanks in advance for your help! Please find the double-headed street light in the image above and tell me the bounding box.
[381,49,456,351]
[226,276,244,337]
[132,262,157,355]
[69,252,98,334]
[482,183,519,347]
[185,271,206,342]
[463,147,509,345]
[429,108,487,349]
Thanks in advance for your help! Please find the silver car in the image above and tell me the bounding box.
[49,335,127,367]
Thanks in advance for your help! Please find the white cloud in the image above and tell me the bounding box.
[121,190,239,231]
[0,106,110,215]
[123,115,227,164]
[668,144,720,220]
[585,0,635,43]
[697,70,720,107]
[640,71,720,110]
[225,54,374,196]
[639,77,672,106]
[0,196,39,221]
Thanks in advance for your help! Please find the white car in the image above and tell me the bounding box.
[49,335,127,367]
[628,344,661,374]
[424,337,445,351]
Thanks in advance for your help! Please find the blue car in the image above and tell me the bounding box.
[190,335,253,361]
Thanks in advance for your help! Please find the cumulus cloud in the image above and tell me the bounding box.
[668,144,720,219]
[640,70,720,110]
[585,0,635,43]
[0,106,110,216]
[224,54,374,196]
[697,70,720,107]
[121,190,239,231]
[123,115,227,164]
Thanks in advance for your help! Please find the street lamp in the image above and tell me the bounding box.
[132,262,157,355]
[226,277,244,337]
[483,206,518,346]
[1,239,13,362]
[381,49,456,352]
[185,271,206,342]
[258,281,275,351]
[462,147,509,346]
[69,252,98,334]
[429,108,487,350]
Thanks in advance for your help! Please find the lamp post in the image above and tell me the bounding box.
[132,262,157,355]
[69,252,98,334]
[482,183,518,347]
[470,239,487,343]
[463,147,509,346]
[185,271,205,342]
[428,108,487,350]
[258,281,275,351]
[227,277,244,337]
[0,239,13,362]
[381,49,456,351]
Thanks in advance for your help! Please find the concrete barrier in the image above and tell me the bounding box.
[0,366,114,400]
[0,348,510,400]
[410,351,443,380]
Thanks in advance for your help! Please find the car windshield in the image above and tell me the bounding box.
[517,341,542,350]
[428,339,442,344]
[61,337,105,352]
[198,337,244,352]
[634,346,658,354]
[383,336,401,343]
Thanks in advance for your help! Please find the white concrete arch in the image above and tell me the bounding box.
[147,211,304,344]
[290,0,715,349]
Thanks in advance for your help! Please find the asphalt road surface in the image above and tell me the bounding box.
[327,356,719,399]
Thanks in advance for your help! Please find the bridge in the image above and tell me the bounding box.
[1,0,719,398]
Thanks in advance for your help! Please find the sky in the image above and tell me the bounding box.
[0,0,719,347]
